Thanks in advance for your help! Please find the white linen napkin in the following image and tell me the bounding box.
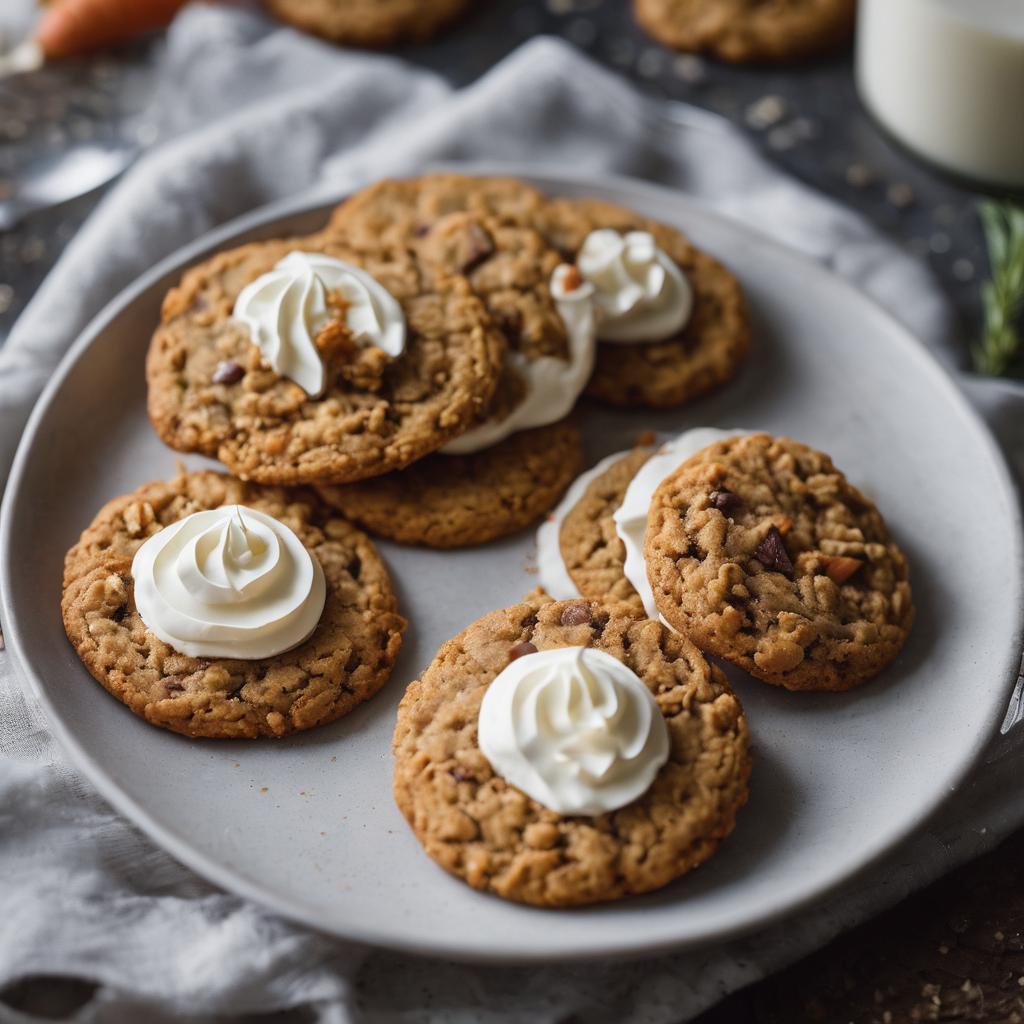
[2,9,1023,1022]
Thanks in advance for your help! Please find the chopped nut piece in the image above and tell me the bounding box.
[461,222,495,274]
[122,501,154,537]
[314,318,355,360]
[560,264,584,292]
[820,555,864,585]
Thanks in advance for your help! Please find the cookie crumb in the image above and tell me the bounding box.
[887,183,916,209]
[745,95,786,130]
[672,55,706,83]
[845,163,875,188]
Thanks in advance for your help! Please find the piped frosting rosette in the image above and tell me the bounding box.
[131,504,326,660]
[539,428,752,615]
[233,251,406,397]
[478,645,669,815]
[443,228,695,455]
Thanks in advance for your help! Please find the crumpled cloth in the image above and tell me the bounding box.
[2,8,1023,1023]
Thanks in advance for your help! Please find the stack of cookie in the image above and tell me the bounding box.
[539,429,914,692]
[62,173,910,912]
[315,175,750,547]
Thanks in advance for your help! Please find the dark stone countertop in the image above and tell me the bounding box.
[0,0,995,358]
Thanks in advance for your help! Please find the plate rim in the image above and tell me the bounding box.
[3,164,1023,963]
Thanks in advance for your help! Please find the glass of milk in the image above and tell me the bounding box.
[856,0,1024,191]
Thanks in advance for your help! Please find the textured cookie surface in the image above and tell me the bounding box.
[62,472,405,739]
[634,0,856,63]
[392,593,751,907]
[319,418,582,548]
[559,446,654,611]
[267,0,472,46]
[329,174,549,241]
[146,232,504,485]
[537,197,750,408]
[333,177,571,428]
[644,434,914,692]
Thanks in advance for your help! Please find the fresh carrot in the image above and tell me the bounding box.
[36,0,195,60]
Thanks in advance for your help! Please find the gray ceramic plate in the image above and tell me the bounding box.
[2,170,1022,963]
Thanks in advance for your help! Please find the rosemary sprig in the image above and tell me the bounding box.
[972,201,1024,376]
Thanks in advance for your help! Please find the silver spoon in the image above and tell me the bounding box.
[0,142,136,231]
[0,33,145,230]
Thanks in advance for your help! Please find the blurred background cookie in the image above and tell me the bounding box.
[266,0,474,47]
[633,0,857,64]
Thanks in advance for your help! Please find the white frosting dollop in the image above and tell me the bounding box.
[234,251,406,397]
[536,449,631,600]
[577,229,693,343]
[131,504,326,660]
[478,646,669,816]
[440,264,597,455]
[615,428,752,619]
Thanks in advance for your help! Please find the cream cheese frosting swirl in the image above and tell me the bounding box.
[577,229,693,343]
[536,449,631,600]
[234,251,406,397]
[478,645,669,816]
[441,264,596,455]
[131,504,326,660]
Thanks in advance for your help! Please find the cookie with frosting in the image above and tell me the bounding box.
[538,428,747,613]
[644,434,914,692]
[318,418,583,548]
[537,443,655,613]
[536,198,750,409]
[267,0,473,47]
[329,174,549,242]
[61,471,405,739]
[332,177,597,454]
[392,592,751,907]
[146,233,505,485]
